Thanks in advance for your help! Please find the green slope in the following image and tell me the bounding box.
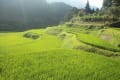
[0,49,120,80]
[0,29,62,54]
[0,26,120,80]
[76,33,120,52]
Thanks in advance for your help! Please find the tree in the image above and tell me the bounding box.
[102,0,120,22]
[112,0,120,6]
[103,0,120,8]
[106,6,120,21]
[64,7,79,22]
[103,0,112,8]
[90,8,95,14]
[85,0,91,13]
[78,9,86,16]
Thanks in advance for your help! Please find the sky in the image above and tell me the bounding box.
[47,0,103,9]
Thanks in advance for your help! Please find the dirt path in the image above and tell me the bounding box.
[100,35,112,41]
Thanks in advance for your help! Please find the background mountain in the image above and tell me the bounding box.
[47,0,99,9]
[0,0,72,31]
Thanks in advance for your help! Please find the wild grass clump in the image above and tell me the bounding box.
[65,23,73,27]
[31,34,40,40]
[58,32,67,40]
[80,14,113,22]
[23,32,40,40]
[23,32,31,38]
[118,44,120,47]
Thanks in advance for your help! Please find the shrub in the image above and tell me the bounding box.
[88,25,95,29]
[118,44,120,47]
[80,14,113,22]
[23,32,40,40]
[32,34,40,40]
[23,32,32,38]
[66,23,73,27]
[59,33,67,40]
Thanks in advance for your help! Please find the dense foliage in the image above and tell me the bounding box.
[85,0,91,13]
[65,0,120,27]
[102,0,120,22]
[102,0,112,8]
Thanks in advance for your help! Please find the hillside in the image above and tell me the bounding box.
[0,0,72,31]
[0,24,120,80]
[1,49,120,80]
[0,0,120,80]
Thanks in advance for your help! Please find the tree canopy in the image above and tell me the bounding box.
[85,0,91,13]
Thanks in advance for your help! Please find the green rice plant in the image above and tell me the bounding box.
[0,49,120,80]
[101,28,120,47]
[45,27,63,35]
[0,26,120,80]
[76,33,120,52]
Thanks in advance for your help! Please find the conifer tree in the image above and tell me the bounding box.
[85,0,91,13]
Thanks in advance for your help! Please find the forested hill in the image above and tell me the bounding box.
[0,0,72,31]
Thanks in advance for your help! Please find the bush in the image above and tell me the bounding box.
[59,33,67,40]
[88,25,95,29]
[23,32,40,40]
[32,34,40,40]
[23,32,32,38]
[66,23,73,27]
[80,14,113,22]
[118,44,120,47]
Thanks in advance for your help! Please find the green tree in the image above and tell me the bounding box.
[85,0,91,13]
[78,9,86,16]
[112,0,120,6]
[103,0,112,8]
[64,7,79,22]
[102,0,120,21]
[106,6,120,21]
